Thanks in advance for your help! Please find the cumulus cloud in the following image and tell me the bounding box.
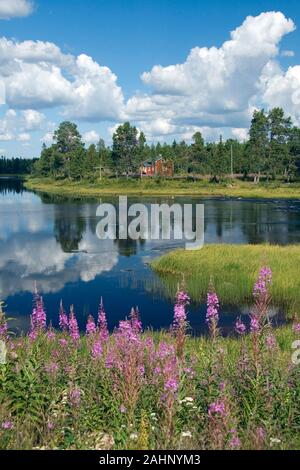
[83,130,100,145]
[0,37,125,121]
[126,11,296,139]
[0,0,33,20]
[1,10,300,143]
[0,108,47,142]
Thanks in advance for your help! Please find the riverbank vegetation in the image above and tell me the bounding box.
[1,270,300,450]
[32,107,300,185]
[152,244,300,314]
[25,177,300,199]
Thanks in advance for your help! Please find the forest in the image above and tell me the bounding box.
[3,107,300,182]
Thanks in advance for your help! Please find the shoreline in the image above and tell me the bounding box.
[24,177,300,199]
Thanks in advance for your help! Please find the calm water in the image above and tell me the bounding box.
[1,177,299,335]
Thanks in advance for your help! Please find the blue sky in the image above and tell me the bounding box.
[1,0,300,158]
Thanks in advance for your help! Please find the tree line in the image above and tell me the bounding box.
[33,107,300,182]
[0,156,37,175]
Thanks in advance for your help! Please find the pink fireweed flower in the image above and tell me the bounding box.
[172,289,190,357]
[253,267,272,298]
[164,378,179,393]
[1,421,13,430]
[29,289,47,338]
[265,333,277,350]
[250,316,260,333]
[0,322,8,339]
[69,388,81,407]
[68,306,80,341]
[292,322,300,333]
[229,429,241,449]
[86,315,96,335]
[47,329,56,341]
[59,338,68,348]
[97,297,109,341]
[92,339,102,360]
[45,361,59,376]
[130,307,142,333]
[235,317,246,335]
[208,400,227,417]
[206,291,219,324]
[206,285,220,339]
[59,300,68,331]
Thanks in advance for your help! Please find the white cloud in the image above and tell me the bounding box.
[21,109,45,131]
[231,128,248,141]
[40,132,54,144]
[1,10,300,145]
[126,11,295,138]
[17,132,30,142]
[0,38,125,120]
[0,109,47,142]
[0,0,33,19]
[83,130,100,145]
[281,50,295,57]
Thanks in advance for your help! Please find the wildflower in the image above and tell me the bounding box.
[164,378,178,393]
[45,362,59,376]
[59,300,68,331]
[69,388,81,407]
[1,421,13,430]
[59,338,68,348]
[173,289,189,329]
[208,400,226,417]
[228,428,241,449]
[120,405,127,413]
[29,289,47,337]
[206,285,220,339]
[97,297,109,341]
[68,306,80,341]
[292,322,300,333]
[253,267,272,298]
[172,288,190,357]
[92,339,102,360]
[130,307,142,333]
[235,317,246,335]
[129,433,138,441]
[86,315,96,335]
[47,421,55,430]
[47,329,56,341]
[265,333,277,350]
[250,315,260,333]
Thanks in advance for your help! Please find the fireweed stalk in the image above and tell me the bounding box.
[206,283,220,341]
[172,288,190,358]
[250,267,272,367]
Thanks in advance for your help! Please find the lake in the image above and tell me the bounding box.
[1,177,300,335]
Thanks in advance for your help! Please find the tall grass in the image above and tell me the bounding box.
[151,244,300,315]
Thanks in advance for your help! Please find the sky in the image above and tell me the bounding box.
[1,0,300,158]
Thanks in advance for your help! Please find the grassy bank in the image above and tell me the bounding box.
[25,177,300,199]
[151,244,300,313]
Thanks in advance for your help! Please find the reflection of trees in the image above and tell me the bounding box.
[0,178,24,195]
[54,205,86,252]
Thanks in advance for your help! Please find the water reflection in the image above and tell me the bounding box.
[0,177,299,333]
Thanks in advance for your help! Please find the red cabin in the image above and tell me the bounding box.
[140,156,174,177]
